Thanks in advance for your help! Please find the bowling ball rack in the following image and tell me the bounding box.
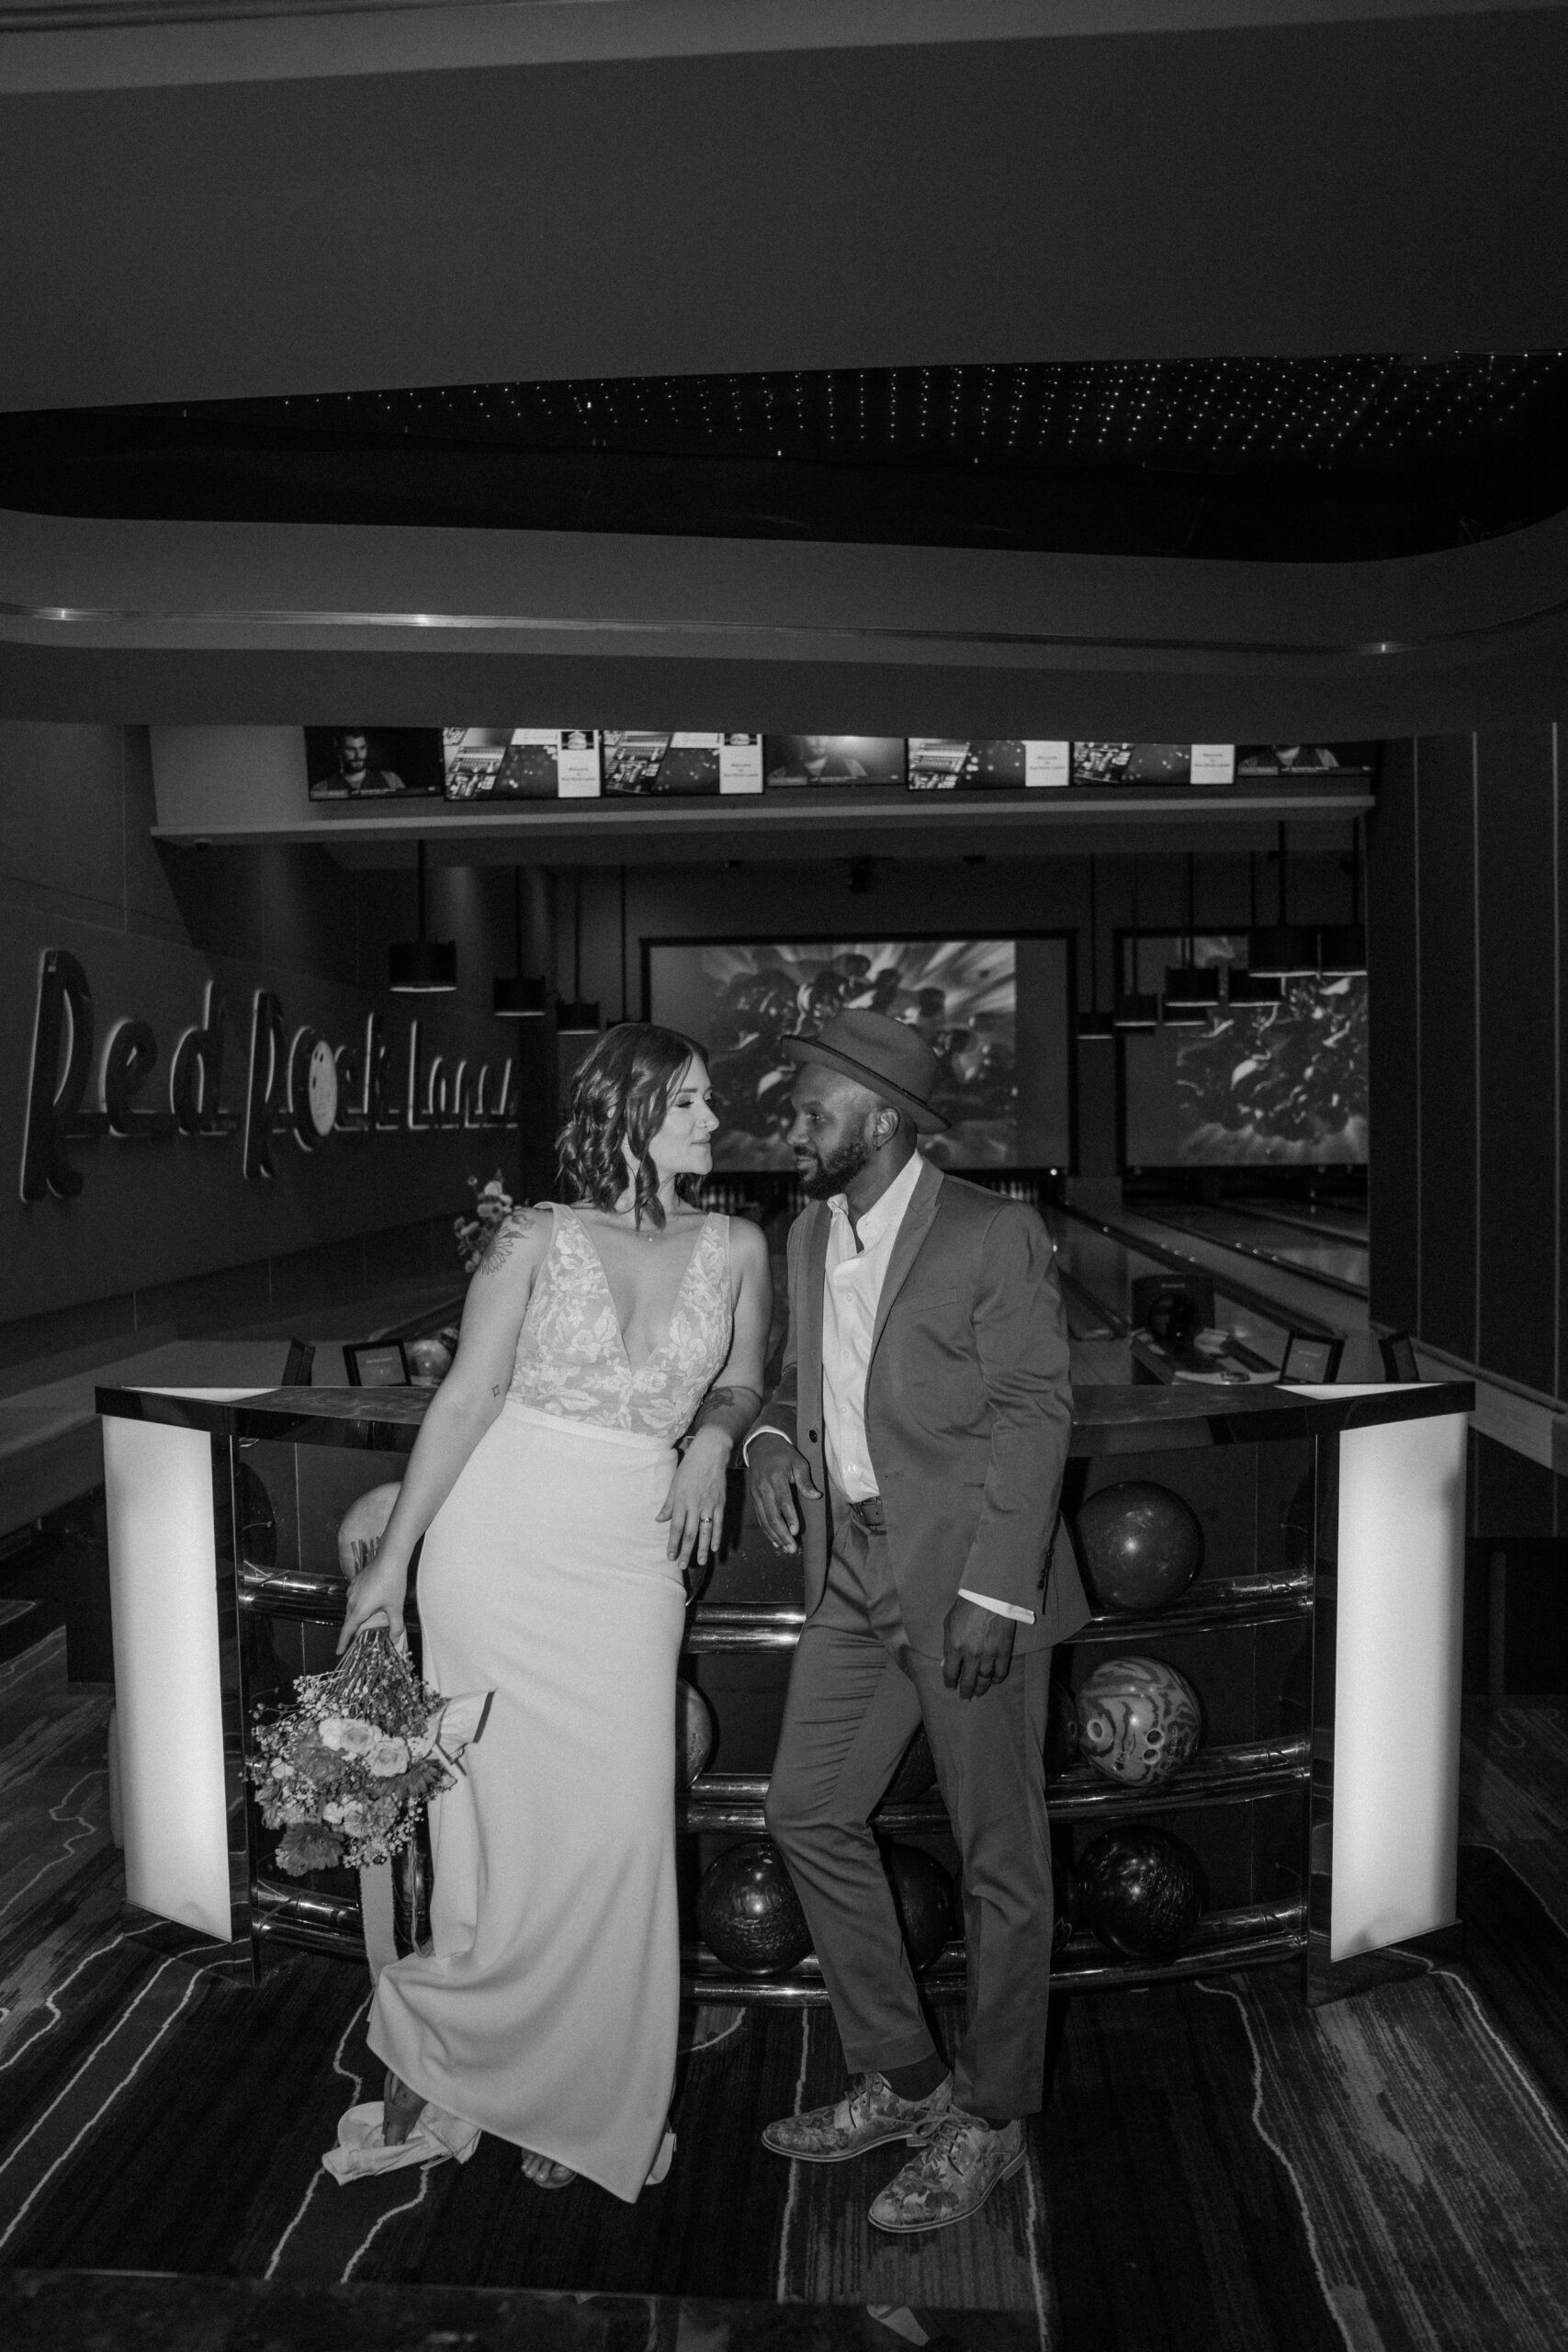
[100,1373,1471,2007]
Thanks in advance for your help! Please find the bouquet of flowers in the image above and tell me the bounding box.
[249,1625,491,1876]
[455,1170,516,1275]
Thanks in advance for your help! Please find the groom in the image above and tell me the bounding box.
[746,1007,1088,2233]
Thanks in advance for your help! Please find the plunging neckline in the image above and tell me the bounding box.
[563,1206,716,1375]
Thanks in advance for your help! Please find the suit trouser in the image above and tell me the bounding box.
[762,1499,1055,2120]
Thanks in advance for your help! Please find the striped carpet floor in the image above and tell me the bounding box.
[6,1689,1568,2350]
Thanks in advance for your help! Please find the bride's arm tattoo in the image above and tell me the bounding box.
[479,1209,539,1275]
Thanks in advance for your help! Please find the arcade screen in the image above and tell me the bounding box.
[646,935,1073,1171]
[762,737,906,787]
[1121,934,1367,1168]
[305,729,444,800]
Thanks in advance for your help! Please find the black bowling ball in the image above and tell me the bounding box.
[1078,1826,1207,1961]
[1075,1481,1203,1613]
[1052,1842,1079,1957]
[884,1842,956,1971]
[697,1838,812,1977]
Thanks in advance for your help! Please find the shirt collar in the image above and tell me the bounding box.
[828,1148,925,1249]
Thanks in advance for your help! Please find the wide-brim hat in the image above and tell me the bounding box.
[782,1008,950,1135]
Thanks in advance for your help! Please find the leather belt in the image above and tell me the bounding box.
[847,1494,886,1532]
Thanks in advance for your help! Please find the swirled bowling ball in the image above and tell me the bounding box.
[886,1725,938,1804]
[1075,1482,1202,1613]
[884,1842,956,1970]
[1076,1656,1202,1788]
[1078,1826,1207,1961]
[697,1839,812,1976]
[676,1679,715,1786]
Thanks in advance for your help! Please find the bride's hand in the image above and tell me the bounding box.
[337,1551,410,1654]
[658,1430,731,1575]
[337,1483,404,1581]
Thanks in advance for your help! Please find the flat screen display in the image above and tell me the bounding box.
[1121,933,1367,1168]
[1072,743,1196,786]
[1235,743,1378,777]
[762,737,906,787]
[306,729,444,801]
[646,936,1072,1171]
[602,734,764,796]
[907,740,1071,789]
[443,729,602,799]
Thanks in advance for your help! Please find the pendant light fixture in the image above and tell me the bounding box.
[555,871,601,1038]
[1113,855,1159,1031]
[1247,821,1319,978]
[493,866,550,1018]
[1318,817,1369,977]
[1077,856,1115,1041]
[1163,852,1221,1023]
[389,839,457,993]
[1229,852,1284,1006]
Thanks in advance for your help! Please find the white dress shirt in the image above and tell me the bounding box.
[784,1151,1033,1627]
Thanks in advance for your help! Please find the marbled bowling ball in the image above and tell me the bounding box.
[1075,1481,1202,1613]
[1076,1656,1201,1788]
[1078,1826,1207,1961]
[404,1335,454,1387]
[884,1842,956,1971]
[697,1839,812,1976]
[886,1724,938,1804]
[676,1679,715,1786]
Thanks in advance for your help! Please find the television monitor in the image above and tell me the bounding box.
[645,934,1073,1171]
[763,736,906,787]
[1279,1333,1344,1385]
[443,729,602,799]
[306,729,444,801]
[344,1341,409,1387]
[907,740,1071,789]
[603,733,763,796]
[1121,933,1367,1168]
[1072,743,1196,786]
[1235,742,1378,777]
[1380,1331,1421,1382]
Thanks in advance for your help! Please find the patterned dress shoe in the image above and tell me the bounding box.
[761,2070,953,2162]
[867,2110,1026,2233]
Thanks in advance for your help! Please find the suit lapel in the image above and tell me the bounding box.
[798,1200,829,1423]
[869,1158,943,1368]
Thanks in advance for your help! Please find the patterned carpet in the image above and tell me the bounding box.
[5,1687,1568,2351]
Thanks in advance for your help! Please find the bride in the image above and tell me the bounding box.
[333,1023,770,2199]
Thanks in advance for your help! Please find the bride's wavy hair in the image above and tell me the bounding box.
[557,1023,708,1230]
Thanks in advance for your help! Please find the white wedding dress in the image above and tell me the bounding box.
[355,1206,733,2200]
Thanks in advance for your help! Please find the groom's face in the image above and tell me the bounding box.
[787,1067,884,1198]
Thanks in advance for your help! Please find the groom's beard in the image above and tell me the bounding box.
[795,1131,874,1200]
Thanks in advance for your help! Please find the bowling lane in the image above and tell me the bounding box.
[1048,1208,1293,1374]
[1137,1204,1369,1296]
[1100,1205,1369,1342]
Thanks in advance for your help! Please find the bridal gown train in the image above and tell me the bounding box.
[366,1205,734,2200]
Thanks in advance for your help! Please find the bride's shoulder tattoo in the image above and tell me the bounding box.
[479,1208,541,1275]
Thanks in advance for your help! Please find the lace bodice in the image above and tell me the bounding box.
[507,1206,734,1442]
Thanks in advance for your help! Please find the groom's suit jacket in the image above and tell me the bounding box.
[751,1159,1089,1655]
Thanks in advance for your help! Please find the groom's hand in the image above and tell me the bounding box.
[747,1431,821,1555]
[942,1597,1017,1701]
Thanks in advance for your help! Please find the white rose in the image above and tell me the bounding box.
[366,1736,410,1777]
[320,1717,376,1756]
[270,1758,295,1780]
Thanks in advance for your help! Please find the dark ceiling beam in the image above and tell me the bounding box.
[2,9,1566,413]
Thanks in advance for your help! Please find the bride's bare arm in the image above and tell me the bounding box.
[336,1210,550,1650]
[660,1219,773,1571]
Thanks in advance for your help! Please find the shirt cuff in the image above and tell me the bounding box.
[958,1588,1036,1626]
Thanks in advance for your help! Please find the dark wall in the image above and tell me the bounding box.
[0,725,537,1374]
[1369,722,1567,1539]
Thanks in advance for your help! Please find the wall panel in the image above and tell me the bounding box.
[1369,741,1418,1332]
[1414,734,1479,1363]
